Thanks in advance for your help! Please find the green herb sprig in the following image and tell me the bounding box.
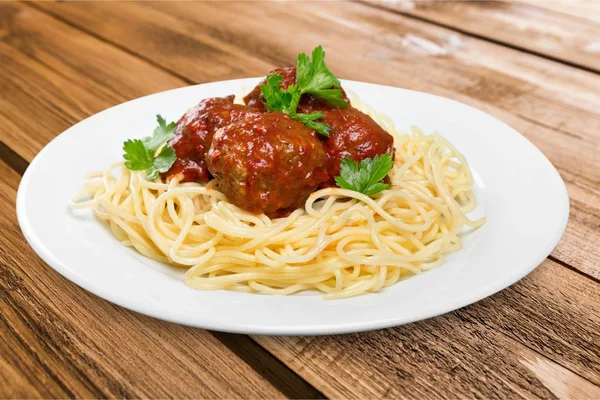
[259,46,347,136]
[334,154,393,196]
[123,114,177,179]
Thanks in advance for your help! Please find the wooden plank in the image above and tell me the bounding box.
[0,4,296,398]
[27,0,600,393]
[255,258,600,398]
[366,0,600,72]
[0,158,284,398]
[256,262,600,398]
[32,0,600,279]
[530,0,600,25]
[2,2,598,397]
[1,317,68,398]
[0,2,186,162]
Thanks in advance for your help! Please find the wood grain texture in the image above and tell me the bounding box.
[0,159,283,399]
[0,2,186,162]
[32,0,600,278]
[254,258,600,398]
[0,4,315,398]
[530,0,600,25]
[366,0,600,72]
[1,1,599,398]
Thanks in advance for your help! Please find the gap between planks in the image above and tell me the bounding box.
[358,0,600,76]
[548,255,600,285]
[212,333,326,399]
[0,141,28,176]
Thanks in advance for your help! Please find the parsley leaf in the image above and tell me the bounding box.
[296,46,345,106]
[142,114,176,152]
[123,114,178,180]
[260,73,285,111]
[123,139,154,170]
[260,74,300,115]
[334,154,393,196]
[305,88,348,108]
[147,145,177,180]
[284,84,302,114]
[259,45,347,136]
[260,77,330,135]
[293,112,330,137]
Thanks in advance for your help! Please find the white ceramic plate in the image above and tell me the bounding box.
[17,79,569,335]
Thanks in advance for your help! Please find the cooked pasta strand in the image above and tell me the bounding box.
[71,97,485,298]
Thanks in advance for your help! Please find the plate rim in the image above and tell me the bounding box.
[16,78,570,335]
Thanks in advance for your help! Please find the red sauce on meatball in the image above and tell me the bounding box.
[207,112,329,216]
[165,95,258,182]
[319,107,395,187]
[164,69,393,215]
[243,66,350,113]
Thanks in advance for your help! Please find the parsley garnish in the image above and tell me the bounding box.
[146,145,176,180]
[296,48,347,108]
[334,154,393,196]
[259,45,347,136]
[143,115,176,152]
[261,74,298,115]
[123,139,154,170]
[293,112,330,136]
[123,114,177,180]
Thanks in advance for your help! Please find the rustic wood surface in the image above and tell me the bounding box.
[0,157,288,399]
[366,0,600,73]
[1,1,599,398]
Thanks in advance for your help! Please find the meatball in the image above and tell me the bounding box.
[207,112,329,216]
[165,95,257,182]
[243,66,350,113]
[320,107,395,186]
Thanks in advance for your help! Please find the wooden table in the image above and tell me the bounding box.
[1,1,599,398]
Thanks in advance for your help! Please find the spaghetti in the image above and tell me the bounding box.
[71,96,485,299]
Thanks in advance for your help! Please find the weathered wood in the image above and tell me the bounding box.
[1,2,599,398]
[531,0,600,24]
[32,0,600,279]
[255,258,600,398]
[0,2,185,162]
[366,0,600,72]
[0,159,284,399]
[0,5,308,398]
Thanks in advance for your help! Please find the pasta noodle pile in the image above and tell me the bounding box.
[71,97,485,299]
